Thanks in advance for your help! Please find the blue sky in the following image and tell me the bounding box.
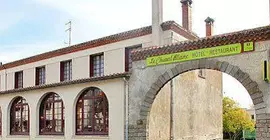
[0,0,63,44]
[0,0,269,108]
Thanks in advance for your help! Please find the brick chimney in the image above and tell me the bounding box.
[181,0,193,31]
[205,17,214,36]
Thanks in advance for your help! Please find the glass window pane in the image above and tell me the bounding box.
[76,88,108,135]
[92,54,104,77]
[62,61,72,81]
[39,93,64,134]
[10,97,29,135]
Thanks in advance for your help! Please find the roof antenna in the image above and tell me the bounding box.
[65,20,72,47]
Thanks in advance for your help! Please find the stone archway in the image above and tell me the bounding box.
[128,59,269,140]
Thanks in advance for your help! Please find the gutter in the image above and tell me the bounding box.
[0,73,129,94]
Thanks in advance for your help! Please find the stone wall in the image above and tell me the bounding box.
[148,82,171,140]
[147,70,222,140]
[173,70,222,140]
[128,40,270,140]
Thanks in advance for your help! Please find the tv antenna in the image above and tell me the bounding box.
[65,20,72,46]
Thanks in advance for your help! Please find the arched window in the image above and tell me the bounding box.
[76,87,109,135]
[10,97,29,135]
[39,93,64,135]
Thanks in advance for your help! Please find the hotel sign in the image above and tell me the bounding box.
[146,42,254,67]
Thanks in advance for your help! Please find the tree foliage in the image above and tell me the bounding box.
[223,97,255,140]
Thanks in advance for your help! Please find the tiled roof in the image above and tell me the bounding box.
[132,24,270,61]
[0,21,198,71]
[0,72,129,94]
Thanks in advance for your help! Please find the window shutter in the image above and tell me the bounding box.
[125,48,129,72]
[35,68,39,85]
[90,56,94,77]
[60,62,64,81]
[21,72,23,88]
[15,73,17,88]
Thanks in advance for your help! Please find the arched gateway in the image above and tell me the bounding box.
[128,25,270,139]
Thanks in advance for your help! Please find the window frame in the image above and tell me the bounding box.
[36,66,46,86]
[125,45,142,72]
[15,71,23,89]
[90,53,104,77]
[10,97,30,135]
[60,60,72,82]
[39,93,64,135]
[75,87,109,135]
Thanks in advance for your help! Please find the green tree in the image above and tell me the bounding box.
[223,97,255,140]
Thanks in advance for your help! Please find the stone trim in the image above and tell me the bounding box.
[132,59,269,140]
[128,125,147,140]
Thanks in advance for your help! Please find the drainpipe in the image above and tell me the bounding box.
[123,77,129,140]
[170,79,175,140]
[5,69,7,90]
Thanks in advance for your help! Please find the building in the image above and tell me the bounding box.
[0,0,222,140]
[245,108,256,121]
[149,69,222,140]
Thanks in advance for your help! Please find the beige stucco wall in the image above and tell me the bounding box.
[6,73,14,90]
[0,73,5,91]
[104,48,125,75]
[73,56,89,80]
[23,68,35,88]
[46,62,60,84]
[0,78,125,140]
[246,108,256,120]
[171,31,189,43]
[0,26,193,140]
[148,70,222,140]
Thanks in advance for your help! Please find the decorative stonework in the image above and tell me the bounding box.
[129,59,270,139]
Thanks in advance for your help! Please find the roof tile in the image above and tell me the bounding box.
[0,73,129,94]
[132,25,270,61]
[0,21,198,70]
